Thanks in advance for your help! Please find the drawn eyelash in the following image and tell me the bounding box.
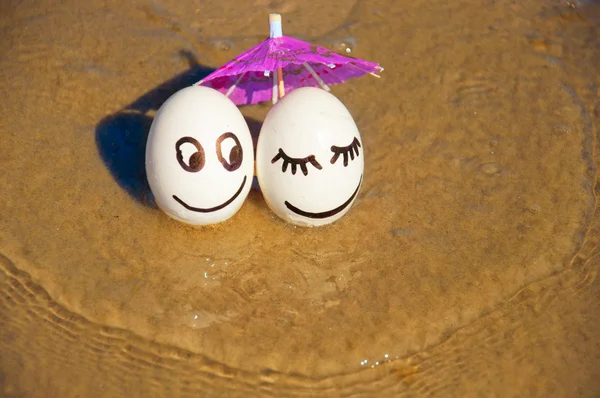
[330,137,361,166]
[271,148,323,176]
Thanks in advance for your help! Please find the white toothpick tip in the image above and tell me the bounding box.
[269,13,283,38]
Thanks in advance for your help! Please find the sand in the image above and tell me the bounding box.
[1,0,600,396]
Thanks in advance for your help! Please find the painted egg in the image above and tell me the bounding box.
[256,87,364,227]
[145,86,254,226]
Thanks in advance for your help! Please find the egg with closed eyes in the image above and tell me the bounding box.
[256,87,364,227]
[146,86,254,226]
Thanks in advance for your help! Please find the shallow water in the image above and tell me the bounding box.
[1,0,600,396]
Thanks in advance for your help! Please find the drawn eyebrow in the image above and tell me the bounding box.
[271,148,323,176]
[330,137,361,167]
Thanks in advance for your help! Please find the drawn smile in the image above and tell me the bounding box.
[173,176,247,213]
[284,175,362,219]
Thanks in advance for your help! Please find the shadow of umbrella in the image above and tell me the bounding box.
[95,50,263,208]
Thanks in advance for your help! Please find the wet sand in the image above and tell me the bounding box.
[1,0,600,396]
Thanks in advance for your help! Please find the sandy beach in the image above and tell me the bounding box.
[1,0,600,396]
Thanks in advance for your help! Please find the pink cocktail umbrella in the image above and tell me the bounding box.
[197,14,383,105]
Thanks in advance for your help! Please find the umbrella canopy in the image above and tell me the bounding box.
[197,14,383,105]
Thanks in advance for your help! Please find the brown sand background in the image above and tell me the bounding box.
[1,0,600,396]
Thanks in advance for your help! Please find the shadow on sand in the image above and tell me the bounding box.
[95,50,263,208]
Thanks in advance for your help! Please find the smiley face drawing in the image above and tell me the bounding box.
[145,86,254,226]
[256,87,364,227]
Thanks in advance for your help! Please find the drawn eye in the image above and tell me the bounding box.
[176,136,205,172]
[216,132,243,171]
[271,148,322,176]
[330,137,361,167]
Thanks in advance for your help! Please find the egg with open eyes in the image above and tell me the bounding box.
[145,86,254,226]
[256,87,364,227]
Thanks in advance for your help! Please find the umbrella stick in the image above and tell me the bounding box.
[272,71,278,104]
[277,67,285,98]
[271,71,278,105]
[270,14,286,100]
[225,71,247,98]
[302,62,330,92]
[269,13,282,37]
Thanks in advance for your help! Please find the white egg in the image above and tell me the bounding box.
[256,87,364,227]
[145,86,254,226]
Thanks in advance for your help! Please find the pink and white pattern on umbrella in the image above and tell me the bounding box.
[196,15,382,105]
